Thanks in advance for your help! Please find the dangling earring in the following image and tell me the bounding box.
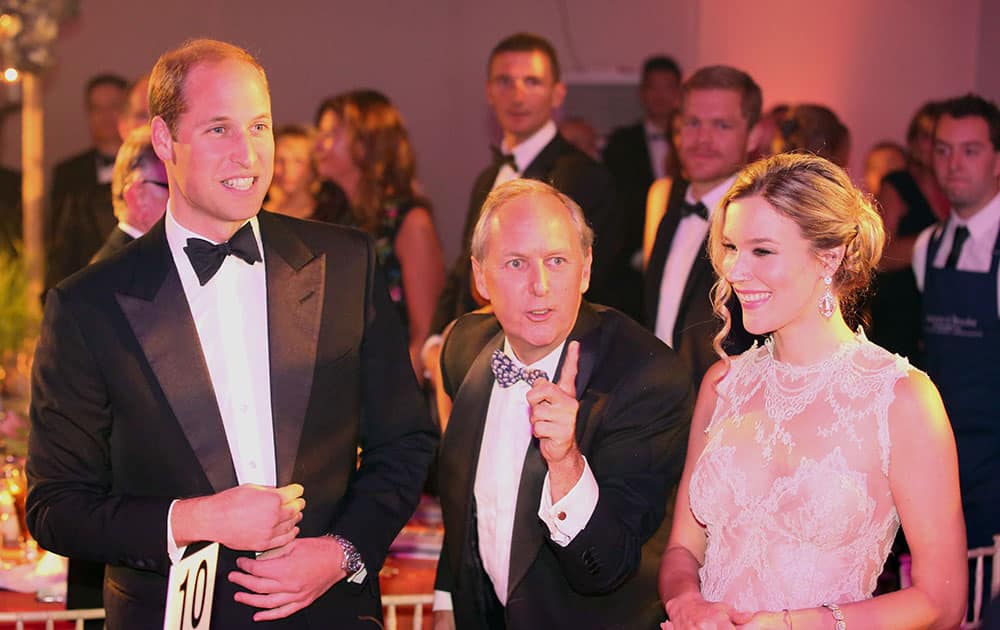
[818,275,836,319]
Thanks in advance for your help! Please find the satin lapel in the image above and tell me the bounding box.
[259,212,323,487]
[521,134,565,180]
[507,302,601,598]
[674,237,713,341]
[645,179,689,326]
[115,222,237,493]
[440,331,504,578]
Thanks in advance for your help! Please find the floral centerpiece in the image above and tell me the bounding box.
[0,246,36,455]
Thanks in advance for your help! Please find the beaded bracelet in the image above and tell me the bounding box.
[822,602,846,630]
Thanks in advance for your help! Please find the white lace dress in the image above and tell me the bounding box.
[689,332,911,612]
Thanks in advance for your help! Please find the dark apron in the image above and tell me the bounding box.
[923,223,1000,547]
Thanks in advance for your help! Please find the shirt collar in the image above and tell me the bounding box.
[503,120,558,173]
[117,221,145,239]
[502,337,566,382]
[165,201,263,277]
[686,173,739,219]
[952,189,1000,239]
[643,119,667,139]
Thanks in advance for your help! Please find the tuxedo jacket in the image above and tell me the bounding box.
[602,122,658,321]
[49,149,101,245]
[643,178,756,387]
[46,182,115,290]
[91,226,135,264]
[435,303,693,629]
[27,210,438,629]
[430,134,625,333]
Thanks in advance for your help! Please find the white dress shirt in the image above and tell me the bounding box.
[655,174,737,346]
[644,119,669,181]
[164,205,276,561]
[492,120,558,189]
[913,190,1000,315]
[433,339,600,611]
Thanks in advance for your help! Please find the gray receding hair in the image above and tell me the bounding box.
[470,179,595,260]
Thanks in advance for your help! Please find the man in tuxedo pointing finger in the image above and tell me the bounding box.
[433,179,693,629]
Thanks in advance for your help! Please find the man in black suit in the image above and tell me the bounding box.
[603,56,682,320]
[27,39,437,629]
[91,125,168,262]
[644,66,763,386]
[432,179,693,629]
[429,33,623,339]
[47,74,126,248]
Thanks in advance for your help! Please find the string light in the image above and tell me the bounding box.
[2,68,17,82]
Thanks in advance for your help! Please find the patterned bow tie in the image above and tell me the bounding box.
[184,221,262,286]
[491,349,549,388]
[680,200,708,221]
[490,146,519,173]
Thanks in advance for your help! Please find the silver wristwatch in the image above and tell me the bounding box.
[331,534,366,583]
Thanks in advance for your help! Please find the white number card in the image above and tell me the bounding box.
[163,542,220,630]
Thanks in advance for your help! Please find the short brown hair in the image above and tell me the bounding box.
[149,38,268,138]
[488,33,561,82]
[683,65,762,128]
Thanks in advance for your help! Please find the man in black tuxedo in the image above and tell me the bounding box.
[45,74,128,272]
[603,56,683,319]
[644,66,763,386]
[429,33,623,339]
[27,39,437,629]
[432,179,693,629]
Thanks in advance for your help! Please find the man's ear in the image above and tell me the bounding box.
[745,120,765,160]
[150,116,175,163]
[580,246,592,295]
[551,81,567,111]
[471,256,490,302]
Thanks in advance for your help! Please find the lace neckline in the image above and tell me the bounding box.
[763,328,867,374]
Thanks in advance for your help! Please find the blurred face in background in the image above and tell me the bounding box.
[88,82,127,148]
[117,78,150,141]
[677,88,757,188]
[272,133,316,198]
[640,70,682,125]
[315,109,359,187]
[933,114,1000,218]
[486,50,566,147]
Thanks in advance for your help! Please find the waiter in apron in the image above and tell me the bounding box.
[914,94,1000,560]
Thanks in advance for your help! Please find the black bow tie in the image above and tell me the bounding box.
[680,200,708,221]
[490,146,519,173]
[184,221,262,286]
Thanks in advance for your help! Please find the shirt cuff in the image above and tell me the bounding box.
[537,457,599,546]
[166,499,187,564]
[433,589,454,612]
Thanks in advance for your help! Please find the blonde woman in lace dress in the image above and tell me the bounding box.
[659,153,967,629]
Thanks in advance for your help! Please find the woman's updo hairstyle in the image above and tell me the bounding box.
[707,152,885,361]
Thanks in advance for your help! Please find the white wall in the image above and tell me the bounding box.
[0,0,992,257]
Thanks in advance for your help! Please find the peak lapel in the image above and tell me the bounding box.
[259,212,323,487]
[115,222,237,493]
[439,330,504,579]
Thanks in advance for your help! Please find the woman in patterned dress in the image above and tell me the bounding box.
[659,153,967,629]
[314,90,445,382]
